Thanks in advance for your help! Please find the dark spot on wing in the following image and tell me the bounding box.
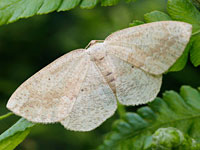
[99,57,104,60]
[106,72,112,76]
[109,78,115,83]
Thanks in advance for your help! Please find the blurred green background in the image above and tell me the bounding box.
[0,0,200,149]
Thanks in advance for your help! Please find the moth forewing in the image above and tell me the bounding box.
[7,49,89,123]
[104,21,192,75]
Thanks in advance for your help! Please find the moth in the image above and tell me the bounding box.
[7,21,192,131]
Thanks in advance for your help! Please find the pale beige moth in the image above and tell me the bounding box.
[7,21,192,131]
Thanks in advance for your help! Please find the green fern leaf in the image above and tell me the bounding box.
[37,0,62,14]
[150,127,200,149]
[80,0,99,9]
[190,34,200,67]
[168,42,191,72]
[167,0,200,67]
[129,20,144,27]
[167,0,200,33]
[98,86,200,150]
[191,0,200,10]
[0,118,35,150]
[144,11,171,22]
[58,0,81,11]
[101,0,120,6]
[0,0,132,26]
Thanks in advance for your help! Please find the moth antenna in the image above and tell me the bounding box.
[85,40,104,49]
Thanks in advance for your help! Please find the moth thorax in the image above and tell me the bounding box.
[87,43,106,62]
[87,48,116,93]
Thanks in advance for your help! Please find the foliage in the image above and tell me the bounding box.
[192,0,200,10]
[144,10,172,22]
[0,0,137,26]
[0,113,13,121]
[167,0,200,67]
[167,0,200,33]
[98,86,200,150]
[0,118,34,150]
[129,20,144,26]
[150,127,200,150]
[190,34,200,67]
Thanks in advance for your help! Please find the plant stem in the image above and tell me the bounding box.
[192,30,200,36]
[0,112,13,121]
[117,101,126,118]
